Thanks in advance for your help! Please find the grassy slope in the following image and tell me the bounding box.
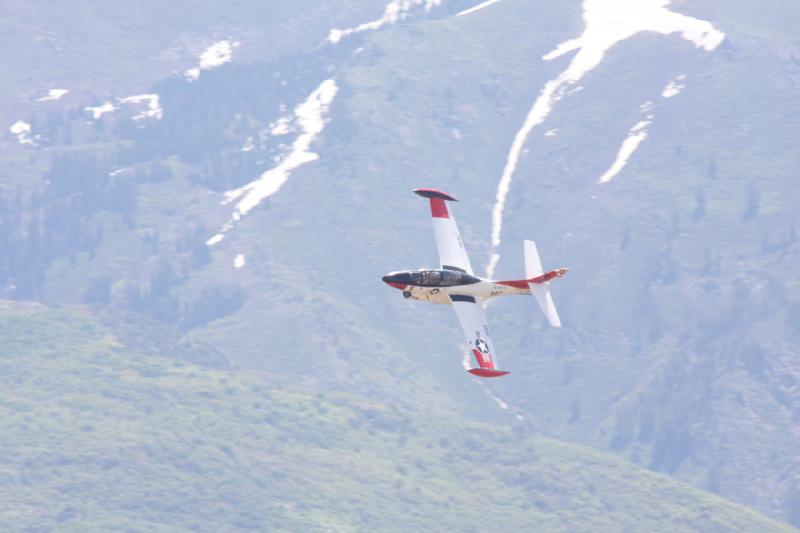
[0,301,790,532]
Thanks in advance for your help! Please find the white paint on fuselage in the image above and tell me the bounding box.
[402,278,530,305]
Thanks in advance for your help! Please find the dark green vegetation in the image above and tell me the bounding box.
[2,0,799,529]
[0,303,790,531]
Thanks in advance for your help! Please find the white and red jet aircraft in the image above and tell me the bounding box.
[382,188,568,378]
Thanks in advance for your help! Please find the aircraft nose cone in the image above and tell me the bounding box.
[382,273,408,290]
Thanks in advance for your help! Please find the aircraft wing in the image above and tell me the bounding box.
[414,188,474,275]
[450,295,509,377]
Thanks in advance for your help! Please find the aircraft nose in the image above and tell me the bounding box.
[382,273,408,290]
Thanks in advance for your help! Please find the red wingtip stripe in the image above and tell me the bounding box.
[430,198,449,218]
[472,348,494,369]
[468,368,510,378]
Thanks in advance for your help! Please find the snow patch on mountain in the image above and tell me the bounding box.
[85,95,162,121]
[86,102,116,119]
[485,0,725,278]
[241,137,255,152]
[328,0,441,44]
[108,167,130,177]
[9,121,38,145]
[118,94,163,120]
[207,79,339,246]
[598,116,652,183]
[269,116,292,136]
[37,89,69,102]
[662,74,687,98]
[457,0,503,17]
[186,40,240,81]
[206,234,224,246]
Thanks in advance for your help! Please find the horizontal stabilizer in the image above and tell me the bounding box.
[468,368,510,378]
[530,283,561,327]
[413,188,458,201]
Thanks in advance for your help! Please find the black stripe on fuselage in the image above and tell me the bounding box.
[450,294,476,303]
[442,265,467,273]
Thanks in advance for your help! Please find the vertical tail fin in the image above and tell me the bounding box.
[524,240,544,279]
[524,240,562,328]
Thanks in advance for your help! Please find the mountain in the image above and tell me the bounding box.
[2,0,799,528]
[0,301,790,531]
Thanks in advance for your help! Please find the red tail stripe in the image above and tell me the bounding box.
[496,279,529,289]
[497,269,566,288]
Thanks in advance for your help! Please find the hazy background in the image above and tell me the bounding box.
[1,0,799,530]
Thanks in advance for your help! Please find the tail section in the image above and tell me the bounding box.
[524,240,566,328]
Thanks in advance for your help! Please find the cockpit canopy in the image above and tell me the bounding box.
[408,269,480,287]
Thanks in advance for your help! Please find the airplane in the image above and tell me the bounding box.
[382,188,568,377]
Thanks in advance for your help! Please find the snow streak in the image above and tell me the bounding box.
[86,102,116,119]
[9,121,37,145]
[328,0,441,44]
[241,137,255,152]
[662,74,687,98]
[186,40,240,81]
[486,0,725,278]
[269,116,291,136]
[456,0,503,17]
[37,89,69,102]
[85,95,162,121]
[118,94,163,120]
[207,79,338,246]
[598,117,652,183]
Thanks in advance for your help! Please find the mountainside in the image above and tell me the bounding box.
[0,302,791,532]
[2,0,799,528]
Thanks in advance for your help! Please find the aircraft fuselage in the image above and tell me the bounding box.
[382,268,533,305]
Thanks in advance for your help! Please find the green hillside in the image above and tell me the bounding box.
[0,302,790,532]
